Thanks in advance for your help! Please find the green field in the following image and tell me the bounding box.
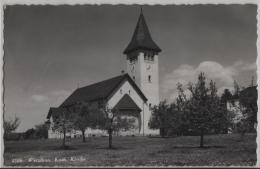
[4,133,256,167]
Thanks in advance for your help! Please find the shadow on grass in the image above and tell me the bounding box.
[147,136,174,139]
[51,145,77,151]
[95,146,129,150]
[171,145,225,149]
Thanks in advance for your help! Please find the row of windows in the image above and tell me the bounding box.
[144,55,154,61]
[129,55,154,62]
[127,53,155,63]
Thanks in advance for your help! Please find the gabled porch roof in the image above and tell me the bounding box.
[113,94,142,113]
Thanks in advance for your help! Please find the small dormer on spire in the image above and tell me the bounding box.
[123,7,161,54]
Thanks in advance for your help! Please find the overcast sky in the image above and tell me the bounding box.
[4,4,257,132]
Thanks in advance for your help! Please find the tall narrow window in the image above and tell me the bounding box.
[129,90,131,95]
[133,76,135,81]
[148,75,151,83]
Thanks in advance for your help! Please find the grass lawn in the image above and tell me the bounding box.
[4,133,256,167]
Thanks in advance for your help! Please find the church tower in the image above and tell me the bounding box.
[124,9,161,134]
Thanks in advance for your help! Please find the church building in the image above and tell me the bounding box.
[46,10,161,138]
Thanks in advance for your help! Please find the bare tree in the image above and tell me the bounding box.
[52,107,75,148]
[73,102,98,142]
[96,105,136,149]
[4,115,20,139]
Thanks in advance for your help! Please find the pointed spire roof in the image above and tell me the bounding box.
[123,10,161,54]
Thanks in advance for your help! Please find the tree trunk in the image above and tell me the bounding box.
[160,128,165,138]
[81,129,86,142]
[62,128,66,148]
[108,129,112,149]
[200,129,204,148]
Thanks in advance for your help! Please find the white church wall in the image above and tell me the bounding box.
[139,53,160,106]
[107,79,159,135]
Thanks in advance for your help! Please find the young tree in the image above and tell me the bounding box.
[97,106,136,149]
[176,83,191,136]
[233,80,240,97]
[187,73,211,147]
[4,115,20,140]
[186,73,231,147]
[220,89,233,104]
[209,81,232,134]
[52,107,76,148]
[148,100,172,137]
[167,102,188,136]
[73,102,97,142]
[219,88,237,133]
[236,117,250,140]
[149,89,191,137]
[239,87,257,132]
